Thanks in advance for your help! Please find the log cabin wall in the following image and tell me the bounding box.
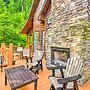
[45,6,51,58]
[33,0,45,51]
[21,0,51,56]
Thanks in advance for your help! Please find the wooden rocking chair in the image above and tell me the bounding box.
[26,50,43,74]
[49,56,83,90]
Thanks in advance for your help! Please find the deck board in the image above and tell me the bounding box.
[0,59,90,90]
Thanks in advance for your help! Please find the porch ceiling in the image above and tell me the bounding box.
[39,0,51,21]
[21,19,33,34]
[21,0,40,34]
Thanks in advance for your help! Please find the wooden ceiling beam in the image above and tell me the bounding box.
[39,0,51,21]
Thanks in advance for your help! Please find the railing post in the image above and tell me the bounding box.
[8,43,13,66]
[1,43,6,63]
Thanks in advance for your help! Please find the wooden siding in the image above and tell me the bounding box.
[21,0,40,34]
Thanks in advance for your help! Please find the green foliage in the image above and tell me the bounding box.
[0,0,32,47]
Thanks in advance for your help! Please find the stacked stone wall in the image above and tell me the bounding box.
[46,0,90,84]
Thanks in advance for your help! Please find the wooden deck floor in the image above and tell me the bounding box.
[0,59,90,90]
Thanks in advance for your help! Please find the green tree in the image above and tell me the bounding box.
[0,0,32,47]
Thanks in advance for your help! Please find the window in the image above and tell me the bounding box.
[48,15,52,24]
[34,32,39,51]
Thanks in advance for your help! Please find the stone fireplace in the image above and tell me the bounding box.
[51,47,70,63]
[45,0,90,85]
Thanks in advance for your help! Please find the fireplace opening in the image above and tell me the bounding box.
[51,47,70,64]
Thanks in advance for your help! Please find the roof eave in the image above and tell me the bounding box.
[39,0,51,21]
[21,0,40,34]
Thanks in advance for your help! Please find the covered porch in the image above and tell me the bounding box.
[0,58,89,90]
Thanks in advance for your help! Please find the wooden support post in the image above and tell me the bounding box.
[26,34,30,48]
[1,43,6,63]
[8,44,13,66]
[32,33,34,56]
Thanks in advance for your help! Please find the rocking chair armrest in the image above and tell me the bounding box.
[50,74,81,84]
[49,74,81,89]
[58,74,82,84]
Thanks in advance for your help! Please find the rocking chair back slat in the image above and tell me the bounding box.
[31,50,43,74]
[71,57,78,76]
[65,56,82,78]
[23,49,30,57]
[65,58,73,77]
[33,50,43,61]
[75,59,82,76]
